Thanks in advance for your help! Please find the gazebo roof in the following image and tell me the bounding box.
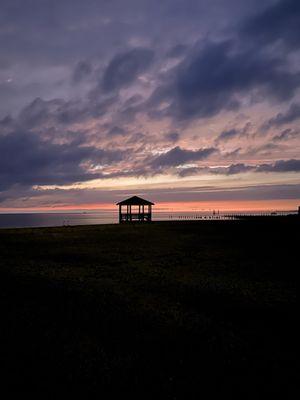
[116,196,154,206]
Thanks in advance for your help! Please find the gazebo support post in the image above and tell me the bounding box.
[116,196,155,223]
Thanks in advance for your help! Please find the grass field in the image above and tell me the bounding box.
[0,218,297,397]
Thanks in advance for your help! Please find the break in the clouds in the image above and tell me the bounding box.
[0,0,299,209]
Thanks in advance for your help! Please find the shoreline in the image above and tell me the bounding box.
[0,211,298,230]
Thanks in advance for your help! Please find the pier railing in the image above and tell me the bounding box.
[163,211,297,221]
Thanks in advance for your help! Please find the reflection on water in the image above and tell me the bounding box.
[0,212,117,229]
[0,210,295,229]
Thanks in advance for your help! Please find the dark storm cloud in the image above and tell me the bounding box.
[241,0,300,50]
[14,95,118,130]
[166,44,188,59]
[266,103,300,128]
[18,98,74,128]
[273,129,299,142]
[0,115,14,134]
[177,167,208,177]
[219,163,254,175]
[256,159,300,173]
[148,38,300,120]
[2,0,298,123]
[151,146,217,168]
[101,48,154,92]
[72,61,93,84]
[223,147,242,159]
[217,129,239,142]
[145,0,300,122]
[15,97,83,128]
[0,130,126,191]
[176,159,300,177]
[243,143,282,157]
[165,132,180,142]
[176,163,253,177]
[215,123,252,143]
[0,0,270,69]
[107,126,127,136]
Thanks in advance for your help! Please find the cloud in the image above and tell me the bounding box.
[2,183,299,209]
[145,0,300,122]
[241,0,300,50]
[216,123,251,143]
[16,97,87,128]
[151,146,217,168]
[0,130,126,191]
[273,128,299,142]
[72,60,93,84]
[148,38,300,121]
[216,128,239,143]
[219,163,254,175]
[219,129,239,140]
[107,126,127,136]
[166,44,188,59]
[12,95,118,130]
[176,159,300,177]
[266,103,300,128]
[256,159,300,173]
[101,48,154,92]
[165,132,179,142]
[177,166,208,177]
[218,159,300,175]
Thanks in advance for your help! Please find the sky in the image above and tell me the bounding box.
[0,0,299,212]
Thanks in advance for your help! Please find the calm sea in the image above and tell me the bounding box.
[0,210,295,229]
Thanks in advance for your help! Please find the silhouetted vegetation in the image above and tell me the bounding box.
[0,218,297,397]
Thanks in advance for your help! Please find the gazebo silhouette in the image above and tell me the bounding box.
[116,196,154,223]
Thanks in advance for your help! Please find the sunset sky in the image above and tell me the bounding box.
[0,0,299,212]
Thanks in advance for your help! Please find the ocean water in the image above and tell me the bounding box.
[0,210,295,229]
[0,212,117,229]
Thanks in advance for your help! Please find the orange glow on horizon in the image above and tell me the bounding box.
[154,199,299,212]
[0,199,298,213]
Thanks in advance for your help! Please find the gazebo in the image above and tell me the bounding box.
[116,196,154,223]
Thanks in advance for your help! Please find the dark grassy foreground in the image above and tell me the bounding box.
[0,218,297,397]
